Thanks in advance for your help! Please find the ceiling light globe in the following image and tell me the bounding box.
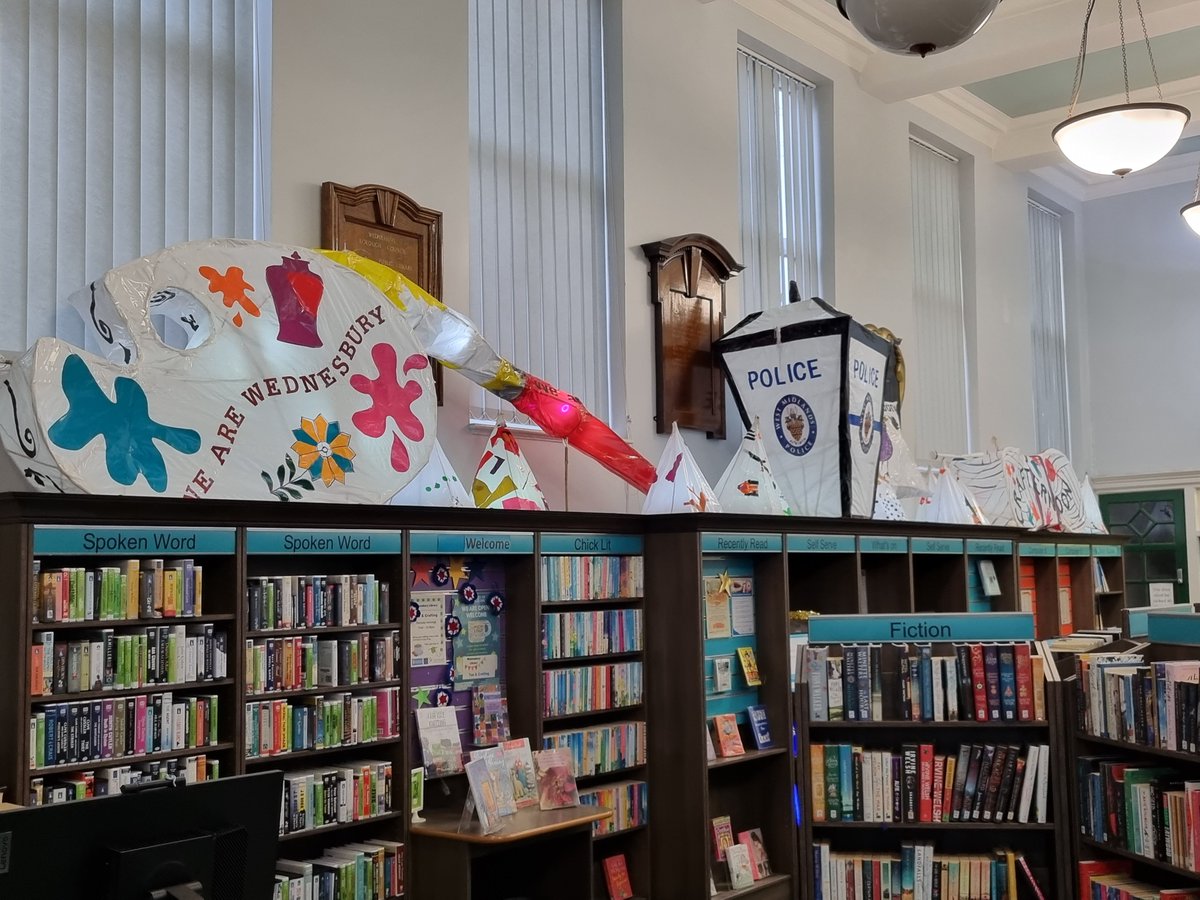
[1052,103,1190,177]
[837,0,1001,56]
[1183,201,1200,237]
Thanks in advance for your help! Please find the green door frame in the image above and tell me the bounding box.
[1099,489,1189,606]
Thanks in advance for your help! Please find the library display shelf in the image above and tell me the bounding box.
[31,612,236,632]
[245,677,404,701]
[543,650,645,667]
[1075,731,1200,764]
[244,735,406,765]
[707,747,790,770]
[806,719,1051,731]
[277,810,406,843]
[810,821,1056,832]
[30,742,236,777]
[1080,837,1200,880]
[31,676,235,704]
[245,621,402,638]
[712,872,792,900]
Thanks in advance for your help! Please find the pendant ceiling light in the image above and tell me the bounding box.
[1053,0,1189,177]
[837,0,1001,57]
[1183,163,1200,236]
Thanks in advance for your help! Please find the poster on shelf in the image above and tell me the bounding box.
[410,591,450,667]
[714,285,893,518]
[453,591,502,688]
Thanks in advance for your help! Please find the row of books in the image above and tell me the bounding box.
[274,840,403,900]
[809,743,1051,825]
[812,845,1043,900]
[465,743,586,833]
[1077,758,1200,870]
[243,631,401,696]
[542,661,643,718]
[31,624,228,696]
[247,574,391,631]
[29,754,218,806]
[580,779,647,835]
[244,688,403,759]
[35,559,203,623]
[541,554,643,602]
[1077,650,1200,752]
[1080,861,1200,900]
[806,643,1045,723]
[279,760,393,836]
[711,817,773,891]
[542,720,646,778]
[29,691,220,769]
[541,608,643,660]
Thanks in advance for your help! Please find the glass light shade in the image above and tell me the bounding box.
[838,0,1000,56]
[1183,200,1200,237]
[1052,103,1190,177]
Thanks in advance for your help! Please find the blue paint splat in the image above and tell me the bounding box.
[48,354,201,492]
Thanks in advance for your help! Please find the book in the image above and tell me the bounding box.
[500,737,538,809]
[471,681,511,746]
[725,843,755,889]
[603,854,635,900]
[711,814,734,861]
[713,656,732,693]
[746,704,773,749]
[464,757,503,833]
[977,560,1002,596]
[533,748,579,810]
[737,646,761,686]
[468,747,516,815]
[737,828,771,880]
[415,706,464,777]
[711,714,745,757]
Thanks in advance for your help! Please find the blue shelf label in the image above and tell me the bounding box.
[787,534,856,554]
[1020,542,1056,558]
[912,538,963,555]
[1092,544,1123,558]
[1127,603,1194,638]
[860,536,907,554]
[967,539,1012,555]
[809,612,1035,643]
[541,533,643,555]
[409,532,534,555]
[247,529,401,555]
[1147,611,1200,645]
[701,533,782,553]
[1057,543,1091,558]
[33,525,235,556]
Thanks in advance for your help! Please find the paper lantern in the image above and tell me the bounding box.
[641,423,720,514]
[389,440,470,508]
[946,449,1042,530]
[472,423,547,510]
[916,468,987,526]
[873,479,907,521]
[1038,449,1088,533]
[714,284,894,517]
[713,426,790,516]
[0,240,436,501]
[1080,477,1109,535]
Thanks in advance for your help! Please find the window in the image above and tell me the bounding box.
[0,0,271,349]
[1028,199,1070,452]
[737,48,821,313]
[469,0,613,426]
[908,136,969,454]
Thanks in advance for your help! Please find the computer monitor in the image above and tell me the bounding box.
[0,771,283,900]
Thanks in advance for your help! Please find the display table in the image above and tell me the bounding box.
[410,805,613,900]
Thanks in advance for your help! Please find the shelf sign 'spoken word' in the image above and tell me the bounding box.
[245,528,402,555]
[33,525,236,556]
[808,612,1036,643]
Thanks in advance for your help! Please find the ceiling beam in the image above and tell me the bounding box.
[859,0,1200,103]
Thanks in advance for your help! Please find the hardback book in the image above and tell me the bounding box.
[737,646,762,687]
[471,681,511,746]
[711,714,745,757]
[711,814,734,861]
[737,828,771,880]
[725,843,755,889]
[746,704,773,749]
[501,737,538,809]
[468,747,515,815]
[602,853,635,900]
[827,657,844,720]
[977,560,1002,597]
[464,757,503,833]
[807,646,829,721]
[533,748,579,810]
[713,656,732,693]
[415,706,464,776]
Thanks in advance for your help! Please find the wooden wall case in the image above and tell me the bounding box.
[641,234,742,438]
[321,182,444,404]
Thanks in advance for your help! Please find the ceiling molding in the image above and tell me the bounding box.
[909,87,1011,148]
[1092,469,1200,491]
[731,0,874,71]
[1028,165,1092,202]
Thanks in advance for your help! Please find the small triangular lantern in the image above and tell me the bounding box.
[388,440,470,508]
[714,425,790,515]
[1081,476,1108,534]
[873,478,907,521]
[641,423,721,514]
[472,423,548,510]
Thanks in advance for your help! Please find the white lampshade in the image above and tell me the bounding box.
[1053,103,1190,177]
[1184,201,1200,237]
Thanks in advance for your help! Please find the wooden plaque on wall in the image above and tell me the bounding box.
[641,234,743,438]
[321,182,444,404]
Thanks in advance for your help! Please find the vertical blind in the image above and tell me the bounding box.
[0,0,270,350]
[1028,200,1070,453]
[738,49,821,313]
[909,137,969,455]
[469,0,612,425]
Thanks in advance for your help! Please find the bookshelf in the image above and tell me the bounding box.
[795,613,1070,900]
[539,533,649,900]
[1063,611,1200,895]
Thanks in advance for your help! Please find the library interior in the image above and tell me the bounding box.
[2,1,1200,898]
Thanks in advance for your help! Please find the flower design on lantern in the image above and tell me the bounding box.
[290,415,355,486]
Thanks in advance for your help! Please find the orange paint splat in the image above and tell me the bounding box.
[199,265,261,326]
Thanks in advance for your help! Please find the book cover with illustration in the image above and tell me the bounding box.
[465,756,503,833]
[746,704,773,749]
[726,843,755,889]
[501,737,538,809]
[533,748,579,810]
[415,706,464,776]
[737,646,762,686]
[737,828,771,880]
[711,713,745,757]
[602,854,635,900]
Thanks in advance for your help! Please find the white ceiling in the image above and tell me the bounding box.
[724,0,1200,200]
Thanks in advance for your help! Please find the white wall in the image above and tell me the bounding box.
[271,0,1059,512]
